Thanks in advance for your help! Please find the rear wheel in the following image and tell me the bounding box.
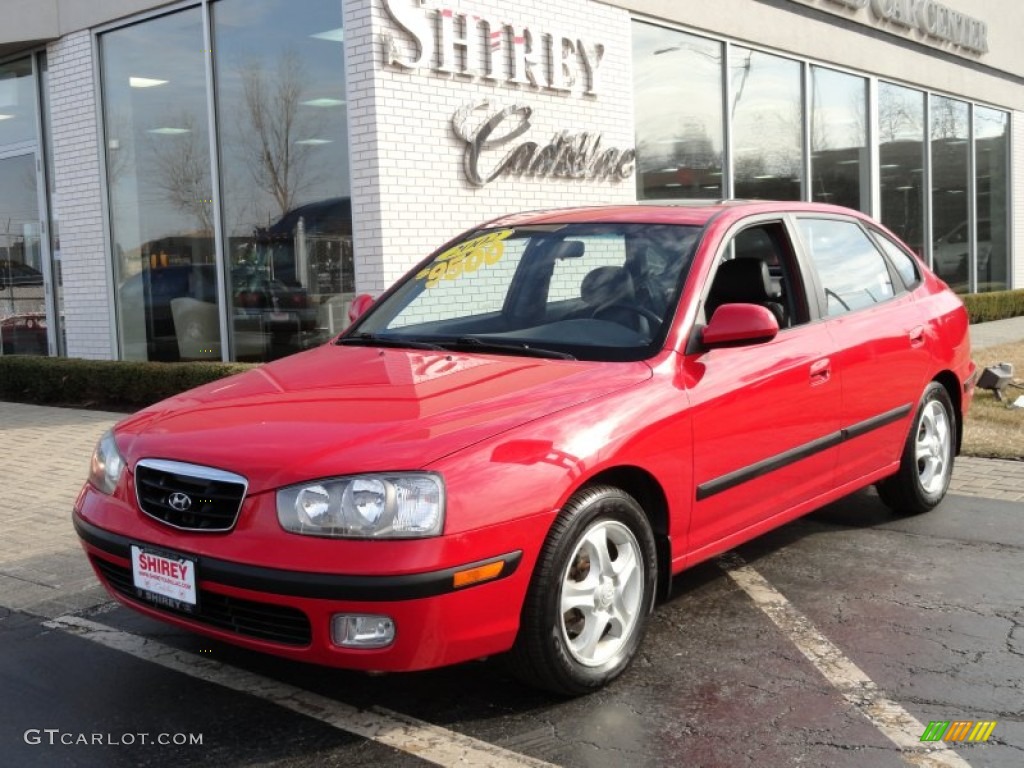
[876,382,956,514]
[509,485,657,696]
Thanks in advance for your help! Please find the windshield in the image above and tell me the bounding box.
[349,222,700,361]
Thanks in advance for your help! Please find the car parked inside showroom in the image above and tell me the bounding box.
[0,259,44,288]
[932,218,991,283]
[75,201,974,695]
[119,263,317,361]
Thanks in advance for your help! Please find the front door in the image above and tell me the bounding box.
[685,220,841,561]
[0,150,50,356]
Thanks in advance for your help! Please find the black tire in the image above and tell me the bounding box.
[508,485,657,696]
[876,382,956,515]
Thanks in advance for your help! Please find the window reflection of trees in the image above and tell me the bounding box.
[235,51,327,219]
[974,107,1009,291]
[810,67,867,212]
[930,96,969,291]
[148,112,214,234]
[214,0,352,360]
[731,48,802,200]
[878,83,925,252]
[632,23,723,199]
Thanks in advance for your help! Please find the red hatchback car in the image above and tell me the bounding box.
[76,202,975,695]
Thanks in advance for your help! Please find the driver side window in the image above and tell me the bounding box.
[706,222,808,329]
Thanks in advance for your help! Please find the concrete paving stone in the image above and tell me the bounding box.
[969,315,1024,349]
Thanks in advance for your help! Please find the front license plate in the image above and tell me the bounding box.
[131,545,198,613]
[269,311,290,322]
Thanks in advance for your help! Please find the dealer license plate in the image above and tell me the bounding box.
[131,545,198,613]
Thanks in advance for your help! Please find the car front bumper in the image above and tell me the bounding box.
[73,488,539,672]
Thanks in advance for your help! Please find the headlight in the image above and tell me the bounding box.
[277,473,444,538]
[89,429,126,495]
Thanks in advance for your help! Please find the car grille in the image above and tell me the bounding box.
[135,459,247,532]
[91,555,312,647]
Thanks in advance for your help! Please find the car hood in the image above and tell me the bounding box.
[116,344,652,493]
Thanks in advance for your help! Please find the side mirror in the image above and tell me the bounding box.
[347,293,375,324]
[702,303,779,348]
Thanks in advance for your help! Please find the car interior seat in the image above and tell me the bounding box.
[705,257,787,327]
[577,266,648,333]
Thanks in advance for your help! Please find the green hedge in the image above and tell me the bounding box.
[0,356,253,411]
[961,289,1024,324]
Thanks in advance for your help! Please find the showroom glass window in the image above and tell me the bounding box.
[0,58,36,147]
[632,23,723,199]
[100,0,352,363]
[929,95,970,292]
[809,66,868,212]
[877,82,925,256]
[731,48,802,201]
[100,9,218,362]
[213,0,352,361]
[974,106,1010,292]
[0,56,52,356]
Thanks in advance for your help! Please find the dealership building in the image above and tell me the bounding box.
[1,0,1021,361]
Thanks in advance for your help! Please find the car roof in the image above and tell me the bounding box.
[482,200,872,229]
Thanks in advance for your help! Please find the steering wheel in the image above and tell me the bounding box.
[593,302,663,326]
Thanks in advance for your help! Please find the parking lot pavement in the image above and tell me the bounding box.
[969,316,1024,350]
[0,402,118,617]
[952,457,1024,502]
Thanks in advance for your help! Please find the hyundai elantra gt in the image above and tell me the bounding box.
[75,201,975,695]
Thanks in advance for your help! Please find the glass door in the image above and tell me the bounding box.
[0,150,49,355]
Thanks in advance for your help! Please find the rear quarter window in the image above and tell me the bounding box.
[871,230,921,290]
[796,218,895,316]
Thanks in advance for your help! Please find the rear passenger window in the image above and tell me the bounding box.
[872,231,921,290]
[797,219,894,316]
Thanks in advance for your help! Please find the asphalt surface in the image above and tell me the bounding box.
[0,314,1021,766]
[0,490,1021,767]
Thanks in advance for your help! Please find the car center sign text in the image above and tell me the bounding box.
[804,0,988,55]
[380,0,635,186]
[381,0,606,94]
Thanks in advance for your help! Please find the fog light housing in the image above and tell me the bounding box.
[331,614,395,649]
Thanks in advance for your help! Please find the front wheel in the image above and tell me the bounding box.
[509,485,657,696]
[876,382,956,514]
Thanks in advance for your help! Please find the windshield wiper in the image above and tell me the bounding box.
[439,336,576,360]
[336,333,446,351]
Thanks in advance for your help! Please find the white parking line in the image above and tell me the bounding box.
[43,615,557,768]
[717,552,974,768]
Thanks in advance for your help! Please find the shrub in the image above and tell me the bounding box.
[0,356,253,411]
[961,289,1024,324]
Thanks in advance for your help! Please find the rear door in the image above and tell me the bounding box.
[684,218,840,560]
[793,216,931,487]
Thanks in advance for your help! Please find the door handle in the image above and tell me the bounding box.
[810,358,831,386]
[909,326,926,348]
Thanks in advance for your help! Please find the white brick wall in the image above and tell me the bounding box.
[47,32,112,359]
[351,0,636,294]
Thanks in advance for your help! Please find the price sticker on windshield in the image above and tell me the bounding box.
[416,229,513,288]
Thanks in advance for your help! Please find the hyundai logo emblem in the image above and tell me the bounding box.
[167,492,193,512]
